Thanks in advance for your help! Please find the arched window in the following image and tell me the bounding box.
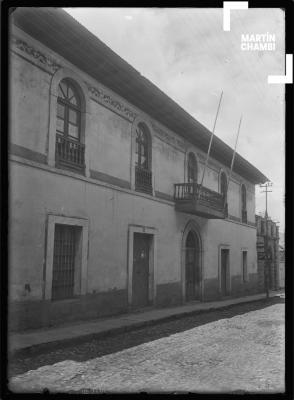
[187,153,198,184]
[56,79,81,140]
[135,123,150,170]
[135,123,152,194]
[241,184,247,223]
[220,172,227,199]
[220,171,228,217]
[55,79,85,171]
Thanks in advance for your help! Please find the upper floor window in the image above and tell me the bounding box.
[135,123,152,194]
[241,184,247,223]
[187,152,198,184]
[220,171,228,217]
[135,123,150,170]
[57,79,81,139]
[220,172,228,199]
[55,79,85,172]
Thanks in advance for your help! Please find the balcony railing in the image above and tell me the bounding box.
[135,166,153,195]
[174,182,227,219]
[55,134,85,172]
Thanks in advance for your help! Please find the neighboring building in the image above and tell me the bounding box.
[255,215,280,292]
[278,245,285,289]
[9,8,268,331]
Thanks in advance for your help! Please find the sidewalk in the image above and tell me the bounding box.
[9,291,283,354]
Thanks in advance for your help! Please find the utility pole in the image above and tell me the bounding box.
[260,181,273,299]
[273,220,280,290]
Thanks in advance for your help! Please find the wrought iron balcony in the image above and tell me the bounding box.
[135,166,153,195]
[174,183,227,219]
[55,134,85,172]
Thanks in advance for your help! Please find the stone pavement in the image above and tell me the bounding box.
[9,291,283,355]
[10,303,285,393]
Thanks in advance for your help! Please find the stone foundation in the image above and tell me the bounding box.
[8,289,128,332]
[156,282,182,307]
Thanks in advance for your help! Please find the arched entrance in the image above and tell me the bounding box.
[184,229,201,301]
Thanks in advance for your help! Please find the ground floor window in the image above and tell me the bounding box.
[45,215,89,300]
[52,224,80,300]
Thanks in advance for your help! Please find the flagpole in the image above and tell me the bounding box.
[198,91,223,200]
[227,115,242,195]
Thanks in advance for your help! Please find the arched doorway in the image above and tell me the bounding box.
[185,230,201,301]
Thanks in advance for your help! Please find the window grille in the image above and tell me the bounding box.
[52,224,77,300]
[135,166,153,195]
[56,134,85,171]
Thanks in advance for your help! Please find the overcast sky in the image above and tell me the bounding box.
[65,7,285,234]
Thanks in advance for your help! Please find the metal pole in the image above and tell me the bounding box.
[227,115,242,195]
[198,91,223,200]
[265,205,269,299]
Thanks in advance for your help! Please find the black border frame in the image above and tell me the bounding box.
[1,1,293,398]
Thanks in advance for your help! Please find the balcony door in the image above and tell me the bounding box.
[188,152,198,184]
[185,230,200,301]
[135,123,152,194]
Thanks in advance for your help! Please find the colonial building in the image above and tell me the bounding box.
[255,215,280,292]
[9,8,268,331]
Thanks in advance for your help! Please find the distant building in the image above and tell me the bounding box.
[278,246,285,289]
[255,215,280,291]
[9,8,268,331]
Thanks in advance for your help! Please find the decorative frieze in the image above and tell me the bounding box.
[151,122,186,152]
[87,84,137,122]
[11,36,61,72]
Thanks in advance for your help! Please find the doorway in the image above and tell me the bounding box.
[185,230,200,301]
[220,249,230,296]
[132,233,151,308]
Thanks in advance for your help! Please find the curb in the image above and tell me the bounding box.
[9,295,282,358]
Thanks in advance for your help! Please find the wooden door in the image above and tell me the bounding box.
[185,231,200,301]
[221,249,229,296]
[132,233,150,308]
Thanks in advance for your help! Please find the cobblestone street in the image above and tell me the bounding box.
[10,300,284,394]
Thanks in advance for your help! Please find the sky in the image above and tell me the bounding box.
[65,7,285,234]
